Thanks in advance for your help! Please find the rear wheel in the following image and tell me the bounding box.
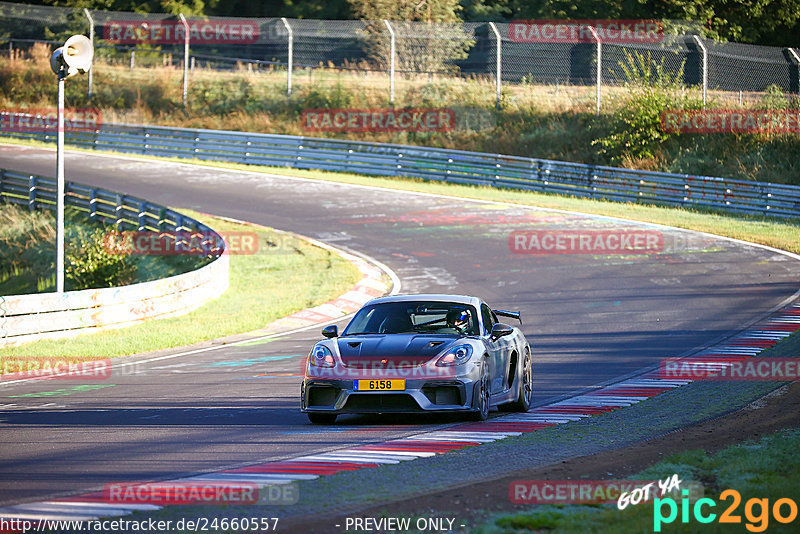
[502,348,532,412]
[308,413,337,425]
[469,359,490,421]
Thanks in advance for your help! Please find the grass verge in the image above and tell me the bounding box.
[0,210,362,359]
[3,136,798,255]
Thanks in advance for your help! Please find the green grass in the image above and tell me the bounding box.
[0,203,55,293]
[476,428,800,533]
[0,210,362,358]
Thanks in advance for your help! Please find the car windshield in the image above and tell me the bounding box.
[342,301,479,336]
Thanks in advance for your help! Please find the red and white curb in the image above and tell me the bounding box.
[1,300,799,522]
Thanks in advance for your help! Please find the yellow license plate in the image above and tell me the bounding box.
[354,379,406,391]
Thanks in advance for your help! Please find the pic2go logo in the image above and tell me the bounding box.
[654,489,798,532]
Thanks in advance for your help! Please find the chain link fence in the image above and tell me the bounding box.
[1,1,799,111]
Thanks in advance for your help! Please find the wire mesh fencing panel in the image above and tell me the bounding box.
[706,39,798,93]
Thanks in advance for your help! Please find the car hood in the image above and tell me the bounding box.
[336,334,458,368]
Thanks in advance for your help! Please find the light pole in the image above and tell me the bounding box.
[50,34,93,293]
[83,9,94,98]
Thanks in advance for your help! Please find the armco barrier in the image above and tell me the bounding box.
[2,119,799,219]
[0,169,229,347]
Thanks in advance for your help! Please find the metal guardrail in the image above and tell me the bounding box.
[0,169,219,233]
[2,121,800,219]
[0,169,229,346]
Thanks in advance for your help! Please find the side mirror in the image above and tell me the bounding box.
[321,325,338,338]
[491,323,513,340]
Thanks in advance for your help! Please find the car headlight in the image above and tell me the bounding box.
[310,344,335,368]
[436,344,473,367]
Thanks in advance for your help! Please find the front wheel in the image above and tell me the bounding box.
[307,413,337,425]
[469,359,490,421]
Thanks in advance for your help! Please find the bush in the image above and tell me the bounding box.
[592,51,702,163]
[0,203,137,294]
[762,84,799,110]
[300,82,355,110]
[64,224,138,291]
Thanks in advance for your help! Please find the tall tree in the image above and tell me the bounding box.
[509,0,800,45]
[459,0,513,21]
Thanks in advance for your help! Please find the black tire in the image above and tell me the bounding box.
[469,359,490,421]
[502,348,533,412]
[308,413,337,425]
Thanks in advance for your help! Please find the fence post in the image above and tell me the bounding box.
[83,8,94,98]
[130,49,135,70]
[138,201,146,231]
[281,17,294,96]
[115,193,124,230]
[281,17,293,97]
[0,295,6,344]
[587,26,601,115]
[384,20,395,104]
[28,175,37,211]
[488,22,502,109]
[788,48,800,93]
[692,35,707,106]
[178,14,189,108]
[89,189,97,221]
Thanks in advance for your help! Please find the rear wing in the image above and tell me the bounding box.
[494,309,522,325]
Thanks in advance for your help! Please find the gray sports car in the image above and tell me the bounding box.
[301,294,533,424]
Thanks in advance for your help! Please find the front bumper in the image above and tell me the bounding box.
[301,363,481,414]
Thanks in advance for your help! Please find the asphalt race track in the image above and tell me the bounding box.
[1,144,799,506]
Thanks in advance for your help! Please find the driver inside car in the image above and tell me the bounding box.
[444,308,471,334]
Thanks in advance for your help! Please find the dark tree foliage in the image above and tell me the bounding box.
[13,0,800,45]
[17,0,355,18]
[510,0,800,46]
